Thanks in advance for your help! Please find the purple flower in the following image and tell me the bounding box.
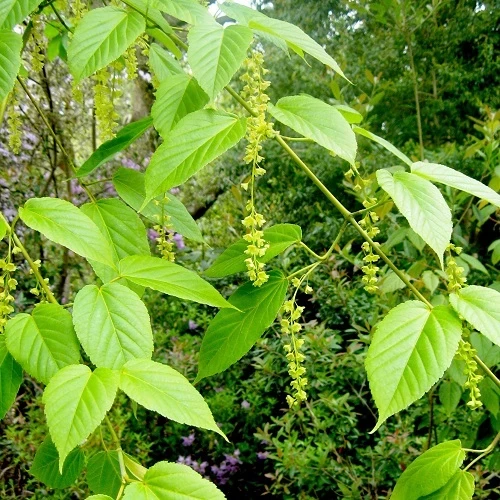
[173,232,185,249]
[181,433,195,446]
[241,400,250,410]
[148,229,159,241]
[188,320,198,330]
[257,451,269,460]
[122,157,141,170]
[170,187,180,195]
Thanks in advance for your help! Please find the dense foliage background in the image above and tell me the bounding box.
[1,0,499,498]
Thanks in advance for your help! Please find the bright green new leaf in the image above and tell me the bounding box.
[197,271,288,381]
[488,240,500,265]
[152,74,209,137]
[0,0,42,29]
[376,170,452,267]
[113,167,204,243]
[19,197,115,267]
[68,7,145,82]
[87,496,114,500]
[438,381,462,416]
[87,451,122,498]
[122,461,225,500]
[450,285,500,347]
[412,161,500,208]
[144,109,246,201]
[0,335,22,419]
[43,365,119,471]
[119,255,232,309]
[334,104,363,124]
[148,43,183,81]
[470,331,500,367]
[353,126,412,167]
[153,0,213,25]
[0,31,22,101]
[77,117,153,178]
[366,302,462,431]
[120,359,224,437]
[421,470,474,500]
[268,95,357,165]
[391,441,465,499]
[80,198,149,291]
[205,224,302,278]
[220,1,346,79]
[5,303,80,384]
[73,283,153,370]
[30,436,85,489]
[188,22,253,101]
[81,198,150,264]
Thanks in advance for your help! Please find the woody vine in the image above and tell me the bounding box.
[0,0,499,498]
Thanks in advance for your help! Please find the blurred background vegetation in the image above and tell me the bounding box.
[1,0,499,498]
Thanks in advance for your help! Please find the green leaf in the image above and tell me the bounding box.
[334,104,363,124]
[220,1,345,79]
[488,240,500,265]
[205,224,302,278]
[420,470,474,500]
[122,461,225,500]
[268,95,357,165]
[68,7,145,83]
[81,198,150,259]
[470,331,500,367]
[450,286,500,347]
[412,161,500,208]
[113,167,204,243]
[0,0,42,29]
[119,255,232,309]
[0,214,7,240]
[479,378,500,417]
[0,335,22,419]
[5,303,80,384]
[197,271,288,381]
[353,126,412,167]
[43,365,118,472]
[148,43,183,81]
[87,451,122,498]
[438,381,462,415]
[458,253,489,275]
[87,496,115,500]
[73,283,153,370]
[152,74,209,137]
[0,31,22,101]
[376,170,452,267]
[125,0,172,34]
[77,117,153,178]
[30,436,85,489]
[144,109,246,201]
[120,358,224,438]
[366,302,462,431]
[153,0,213,25]
[422,270,440,295]
[391,440,465,500]
[19,197,115,267]
[188,23,253,101]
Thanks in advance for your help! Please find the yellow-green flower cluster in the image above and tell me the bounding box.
[29,16,46,73]
[93,68,119,141]
[360,241,380,294]
[28,259,50,302]
[281,298,307,408]
[445,244,466,293]
[153,197,175,262]
[72,0,87,20]
[0,259,17,334]
[7,88,22,154]
[124,45,138,81]
[240,52,274,286]
[456,337,483,409]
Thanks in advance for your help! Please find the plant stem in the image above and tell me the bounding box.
[16,77,96,202]
[464,431,500,471]
[474,355,500,389]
